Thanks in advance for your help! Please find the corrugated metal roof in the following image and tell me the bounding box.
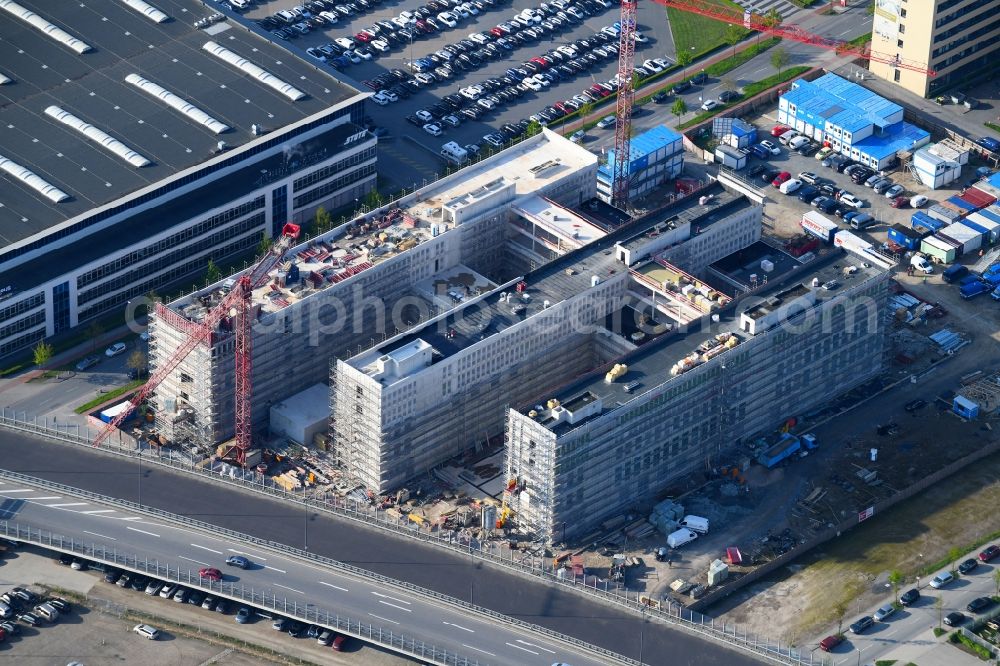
[626,125,682,159]
[853,122,930,160]
[784,74,903,134]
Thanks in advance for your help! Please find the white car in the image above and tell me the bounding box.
[643,59,664,73]
[319,10,339,23]
[416,109,434,122]
[355,48,373,61]
[437,12,457,27]
[371,92,390,106]
[423,123,443,136]
[523,77,544,91]
[305,47,327,62]
[910,194,928,208]
[929,571,954,588]
[469,32,489,44]
[483,133,504,147]
[334,37,355,50]
[701,99,720,111]
[601,25,620,38]
[460,85,483,99]
[415,72,436,85]
[380,89,398,102]
[652,57,671,69]
[370,39,390,52]
[759,140,781,155]
[133,624,160,640]
[557,45,578,58]
[476,98,496,111]
[105,342,127,357]
[839,193,864,209]
[634,31,648,42]
[442,114,461,127]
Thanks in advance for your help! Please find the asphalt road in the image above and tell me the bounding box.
[0,429,761,666]
[0,479,616,666]
[820,545,1000,666]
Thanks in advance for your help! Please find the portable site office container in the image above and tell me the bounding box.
[927,203,964,225]
[714,145,747,170]
[911,212,945,233]
[801,211,838,243]
[966,208,1000,244]
[938,222,982,255]
[888,223,924,250]
[921,235,958,263]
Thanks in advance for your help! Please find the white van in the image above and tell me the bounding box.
[910,254,933,274]
[788,135,810,150]
[133,623,161,640]
[440,141,469,165]
[679,515,709,534]
[34,603,59,622]
[778,129,799,145]
[667,528,698,549]
[779,178,802,195]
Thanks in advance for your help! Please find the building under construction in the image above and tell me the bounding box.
[506,240,892,545]
[331,183,763,493]
[149,129,598,451]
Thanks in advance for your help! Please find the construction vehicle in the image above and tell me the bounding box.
[608,0,934,209]
[496,477,517,529]
[93,223,302,466]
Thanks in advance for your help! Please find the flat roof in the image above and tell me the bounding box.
[522,250,886,435]
[854,122,930,159]
[608,124,683,171]
[512,195,608,249]
[0,0,358,246]
[617,184,748,253]
[785,73,903,134]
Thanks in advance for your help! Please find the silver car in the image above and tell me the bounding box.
[873,603,896,621]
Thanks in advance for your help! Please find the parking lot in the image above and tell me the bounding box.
[232,0,675,174]
[0,544,412,665]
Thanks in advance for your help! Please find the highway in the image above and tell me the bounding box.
[0,429,763,666]
[0,474,623,666]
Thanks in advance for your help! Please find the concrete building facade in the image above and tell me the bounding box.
[505,251,891,545]
[868,0,1000,97]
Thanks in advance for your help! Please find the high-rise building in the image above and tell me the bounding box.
[868,0,999,97]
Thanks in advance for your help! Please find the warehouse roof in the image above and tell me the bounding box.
[0,0,357,248]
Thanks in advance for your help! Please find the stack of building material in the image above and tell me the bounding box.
[649,498,685,535]
[929,328,967,354]
[626,519,655,540]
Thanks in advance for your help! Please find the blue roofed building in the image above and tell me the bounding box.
[777,73,930,170]
[597,125,684,204]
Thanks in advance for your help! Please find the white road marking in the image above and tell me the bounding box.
[273,583,303,595]
[190,543,223,554]
[371,591,411,605]
[368,613,400,625]
[45,503,87,507]
[378,600,412,612]
[839,28,853,36]
[178,555,210,566]
[127,526,160,537]
[120,517,143,521]
[0,489,37,493]
[443,621,474,633]
[83,530,117,540]
[462,644,496,657]
[81,509,115,514]
[264,565,287,573]
[319,581,348,592]
[227,548,266,561]
[516,639,556,654]
[28,496,61,500]
[507,642,539,655]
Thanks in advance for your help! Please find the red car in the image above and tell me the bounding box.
[819,634,842,652]
[771,124,790,137]
[772,171,791,187]
[890,195,908,208]
[331,634,348,651]
[199,567,223,581]
[490,26,504,37]
[354,32,372,43]
[530,56,549,69]
[980,545,999,562]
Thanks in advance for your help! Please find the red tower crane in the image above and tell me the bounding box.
[93,223,302,466]
[609,0,935,201]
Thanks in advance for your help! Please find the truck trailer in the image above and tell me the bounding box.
[757,433,801,468]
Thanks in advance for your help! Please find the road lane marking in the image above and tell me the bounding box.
[443,621,474,633]
[507,642,539,655]
[127,526,160,537]
[178,555,210,566]
[45,503,87,507]
[319,581,348,592]
[83,530,117,540]
[264,565,286,573]
[120,517,143,521]
[0,489,37,493]
[368,613,400,625]
[273,583,303,595]
[190,544,223,554]
[516,639,556,654]
[371,591,411,605]
[227,548,266,561]
[28,496,61,500]
[378,600,412,612]
[81,509,115,514]
[462,644,496,657]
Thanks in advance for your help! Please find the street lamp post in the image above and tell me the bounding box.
[137,446,142,506]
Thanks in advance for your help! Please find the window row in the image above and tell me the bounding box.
[292,164,376,209]
[292,147,376,191]
[0,310,45,341]
[77,214,266,305]
[0,328,46,358]
[0,292,45,325]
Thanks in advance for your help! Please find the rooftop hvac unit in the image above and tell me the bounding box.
[543,300,550,308]
[591,275,601,287]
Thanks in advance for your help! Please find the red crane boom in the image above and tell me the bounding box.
[94,223,302,465]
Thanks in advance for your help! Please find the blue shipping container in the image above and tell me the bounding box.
[912,212,945,233]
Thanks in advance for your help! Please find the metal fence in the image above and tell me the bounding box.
[0,415,821,665]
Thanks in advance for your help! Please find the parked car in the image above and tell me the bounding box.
[968,597,994,613]
[944,611,966,626]
[798,171,819,184]
[105,342,127,357]
[958,558,978,574]
[235,607,253,624]
[133,623,161,640]
[771,171,791,188]
[819,634,842,652]
[899,588,920,606]
[873,604,896,621]
[930,571,955,588]
[981,545,1000,562]
[759,140,781,156]
[839,194,864,209]
[75,356,100,371]
[884,184,905,199]
[849,616,874,634]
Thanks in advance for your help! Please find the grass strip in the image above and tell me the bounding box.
[677,65,809,130]
[74,380,144,414]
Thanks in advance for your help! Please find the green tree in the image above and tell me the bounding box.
[763,7,782,27]
[33,342,53,369]
[632,71,643,89]
[888,569,903,602]
[314,206,333,234]
[86,320,104,353]
[577,101,594,124]
[671,98,687,124]
[127,350,147,378]
[867,0,875,14]
[770,47,790,76]
[934,595,944,628]
[525,120,542,137]
[363,189,383,209]
[834,599,848,636]
[258,232,273,256]
[948,546,962,573]
[676,51,693,78]
[724,24,744,57]
[204,259,221,286]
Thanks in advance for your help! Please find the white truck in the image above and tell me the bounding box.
[679,515,709,534]
[440,141,469,165]
[666,528,698,549]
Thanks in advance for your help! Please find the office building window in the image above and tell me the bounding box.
[52,282,70,334]
[272,185,288,237]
